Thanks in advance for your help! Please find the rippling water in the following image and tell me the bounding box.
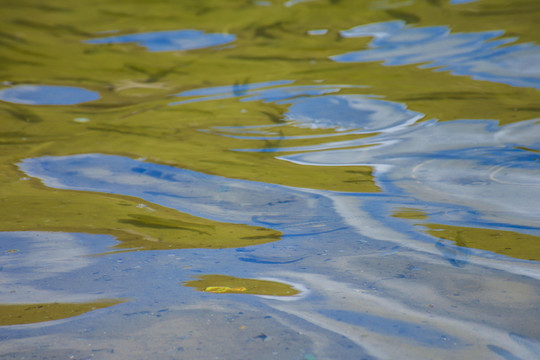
[1,0,539,359]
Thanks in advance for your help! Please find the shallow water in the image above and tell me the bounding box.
[0,0,539,359]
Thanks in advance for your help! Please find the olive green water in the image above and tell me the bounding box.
[1,0,539,359]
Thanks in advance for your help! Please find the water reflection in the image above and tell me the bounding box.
[174,82,422,139]
[283,119,540,229]
[18,149,540,271]
[283,95,421,132]
[18,154,343,236]
[0,232,108,293]
[423,224,540,261]
[267,270,540,360]
[171,79,539,247]
[0,231,125,325]
[0,85,100,105]
[319,309,458,347]
[2,0,540,358]
[85,30,235,52]
[332,20,540,89]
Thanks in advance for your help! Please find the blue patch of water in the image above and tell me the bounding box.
[85,30,235,52]
[282,94,422,132]
[487,345,525,360]
[450,0,479,4]
[0,85,100,105]
[332,20,540,89]
[319,309,460,348]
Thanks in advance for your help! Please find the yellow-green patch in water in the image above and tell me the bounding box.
[0,299,125,326]
[392,207,428,220]
[424,224,540,261]
[183,274,301,296]
[0,178,281,252]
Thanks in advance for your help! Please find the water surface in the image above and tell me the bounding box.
[0,0,539,359]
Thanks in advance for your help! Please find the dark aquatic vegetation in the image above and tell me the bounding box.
[1,0,539,359]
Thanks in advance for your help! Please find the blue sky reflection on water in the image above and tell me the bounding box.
[18,145,540,271]
[85,29,235,52]
[0,232,119,305]
[11,49,540,360]
[0,85,100,105]
[332,20,540,90]
[18,154,343,237]
[281,119,540,229]
[14,151,540,358]
[171,80,540,231]
[318,309,459,348]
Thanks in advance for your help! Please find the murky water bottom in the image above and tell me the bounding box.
[1,0,539,359]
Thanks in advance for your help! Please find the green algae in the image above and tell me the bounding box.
[0,172,281,251]
[424,224,540,261]
[392,207,429,220]
[0,299,125,326]
[183,274,300,296]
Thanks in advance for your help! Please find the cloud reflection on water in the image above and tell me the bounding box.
[172,80,540,233]
[332,20,540,89]
[0,231,120,305]
[282,118,540,229]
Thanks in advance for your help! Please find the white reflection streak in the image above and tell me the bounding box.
[266,272,540,360]
[324,192,540,280]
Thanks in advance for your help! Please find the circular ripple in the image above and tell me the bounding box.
[489,163,540,186]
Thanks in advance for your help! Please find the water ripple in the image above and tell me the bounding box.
[283,119,540,228]
[18,154,344,237]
